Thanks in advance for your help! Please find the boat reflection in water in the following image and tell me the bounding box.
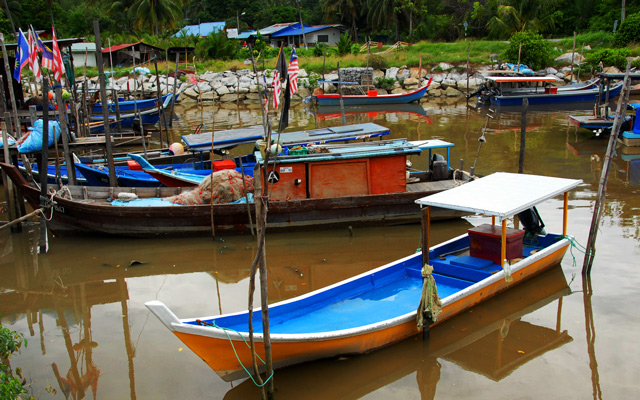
[224,265,572,400]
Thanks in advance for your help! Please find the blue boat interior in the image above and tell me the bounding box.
[187,232,564,335]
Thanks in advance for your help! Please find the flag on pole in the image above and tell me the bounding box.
[272,69,280,109]
[51,27,65,81]
[28,30,41,79]
[13,29,29,82]
[32,27,55,71]
[288,47,299,96]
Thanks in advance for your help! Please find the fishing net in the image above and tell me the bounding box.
[166,169,254,205]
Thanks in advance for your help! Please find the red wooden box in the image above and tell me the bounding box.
[468,224,525,265]
[213,160,236,171]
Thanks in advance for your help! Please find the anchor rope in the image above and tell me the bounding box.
[195,319,274,387]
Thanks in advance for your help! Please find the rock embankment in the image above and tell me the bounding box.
[66,62,594,105]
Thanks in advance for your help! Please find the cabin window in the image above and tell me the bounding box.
[318,35,329,43]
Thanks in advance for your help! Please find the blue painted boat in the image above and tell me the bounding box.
[315,79,431,106]
[619,103,640,147]
[146,172,582,382]
[18,162,88,185]
[73,160,213,187]
[92,93,178,113]
[480,76,623,106]
[89,93,176,133]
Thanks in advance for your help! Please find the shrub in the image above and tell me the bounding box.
[375,77,395,91]
[614,12,640,47]
[502,31,552,71]
[368,54,387,70]
[585,48,632,69]
[1,320,29,399]
[313,44,327,57]
[337,33,352,57]
[195,32,239,61]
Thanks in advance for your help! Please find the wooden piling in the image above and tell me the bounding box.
[518,99,528,173]
[93,20,117,187]
[583,61,633,274]
[39,78,50,254]
[337,62,346,126]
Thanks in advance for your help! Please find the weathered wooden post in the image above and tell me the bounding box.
[39,78,50,254]
[93,20,117,187]
[518,98,528,173]
[583,61,632,274]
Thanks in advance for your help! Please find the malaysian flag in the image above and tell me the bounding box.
[28,30,41,79]
[13,29,28,81]
[272,69,280,109]
[51,27,65,81]
[32,27,54,71]
[288,47,299,96]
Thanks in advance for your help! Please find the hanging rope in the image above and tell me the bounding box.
[417,264,442,330]
[195,319,274,387]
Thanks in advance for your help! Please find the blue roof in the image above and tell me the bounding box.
[173,22,226,37]
[270,23,312,37]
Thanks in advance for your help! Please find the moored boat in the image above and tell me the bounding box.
[315,79,431,106]
[0,137,471,237]
[145,172,582,382]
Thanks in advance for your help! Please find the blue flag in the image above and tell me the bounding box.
[14,29,29,82]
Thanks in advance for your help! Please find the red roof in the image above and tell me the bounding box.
[102,41,142,53]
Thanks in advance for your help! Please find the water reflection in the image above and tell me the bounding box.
[224,266,571,399]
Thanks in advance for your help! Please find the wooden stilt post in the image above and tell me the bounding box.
[154,58,166,148]
[1,113,17,229]
[583,61,632,274]
[337,62,346,126]
[518,98,528,173]
[39,78,50,254]
[93,20,117,187]
[0,33,22,139]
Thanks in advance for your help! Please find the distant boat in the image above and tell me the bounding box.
[473,76,621,106]
[315,78,431,106]
[146,172,582,382]
[91,93,178,114]
[89,93,177,133]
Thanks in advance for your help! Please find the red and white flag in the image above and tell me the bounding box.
[272,69,281,109]
[51,27,65,81]
[27,30,41,79]
[288,47,299,96]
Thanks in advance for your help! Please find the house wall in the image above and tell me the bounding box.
[307,28,343,46]
[71,49,97,68]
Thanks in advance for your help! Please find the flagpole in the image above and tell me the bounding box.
[0,33,22,140]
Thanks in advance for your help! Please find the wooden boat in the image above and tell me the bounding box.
[315,79,431,106]
[91,93,178,114]
[475,76,622,106]
[145,172,582,382]
[74,123,392,187]
[0,138,471,237]
[89,93,176,133]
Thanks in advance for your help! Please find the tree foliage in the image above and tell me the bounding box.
[613,11,640,47]
[502,30,552,70]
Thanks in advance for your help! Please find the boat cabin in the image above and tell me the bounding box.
[255,139,455,201]
[620,102,640,147]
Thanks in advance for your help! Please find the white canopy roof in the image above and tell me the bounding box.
[416,172,582,219]
[484,76,561,83]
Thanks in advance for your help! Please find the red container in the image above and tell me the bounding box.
[127,160,142,170]
[468,224,525,265]
[213,160,236,171]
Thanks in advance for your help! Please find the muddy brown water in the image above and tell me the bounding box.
[1,97,639,399]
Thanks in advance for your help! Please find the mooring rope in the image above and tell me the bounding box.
[195,319,274,387]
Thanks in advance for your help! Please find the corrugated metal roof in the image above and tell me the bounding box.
[173,22,226,37]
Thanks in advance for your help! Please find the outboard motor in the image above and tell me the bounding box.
[466,84,487,99]
[517,207,546,242]
[430,154,448,181]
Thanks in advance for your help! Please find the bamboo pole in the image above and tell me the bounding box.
[570,32,576,82]
[583,61,632,274]
[0,33,22,140]
[1,112,16,229]
[153,58,166,148]
[209,113,215,239]
[169,53,179,127]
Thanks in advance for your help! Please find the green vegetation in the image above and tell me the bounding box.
[613,12,640,47]
[502,31,552,70]
[1,319,29,399]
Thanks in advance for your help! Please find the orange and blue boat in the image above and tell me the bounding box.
[146,172,582,382]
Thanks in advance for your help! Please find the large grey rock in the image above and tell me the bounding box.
[554,52,584,65]
[385,67,399,80]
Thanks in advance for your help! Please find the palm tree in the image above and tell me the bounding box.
[129,0,183,34]
[366,0,399,42]
[487,0,559,39]
[321,0,362,40]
